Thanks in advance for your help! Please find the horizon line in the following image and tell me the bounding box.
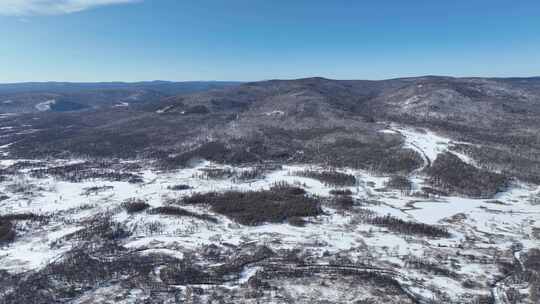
[1,74,540,85]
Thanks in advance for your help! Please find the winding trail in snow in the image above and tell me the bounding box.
[408,141,431,170]
[386,125,473,171]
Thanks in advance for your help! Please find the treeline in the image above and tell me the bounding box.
[235,167,266,181]
[194,167,236,180]
[181,182,322,226]
[59,217,130,243]
[427,152,509,198]
[331,195,355,210]
[122,198,224,223]
[7,161,48,170]
[160,141,246,169]
[82,185,114,196]
[362,214,451,238]
[158,133,425,176]
[306,138,424,174]
[30,163,143,183]
[193,165,279,182]
[385,175,413,195]
[121,198,150,213]
[147,206,218,223]
[329,189,353,196]
[453,143,540,184]
[295,169,357,187]
[167,184,192,191]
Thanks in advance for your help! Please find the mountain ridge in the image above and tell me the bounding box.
[0,80,242,95]
[2,75,540,183]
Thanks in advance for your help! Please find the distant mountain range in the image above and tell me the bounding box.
[0,81,242,95]
[0,81,241,113]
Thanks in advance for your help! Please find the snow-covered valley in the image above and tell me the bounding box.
[0,127,538,304]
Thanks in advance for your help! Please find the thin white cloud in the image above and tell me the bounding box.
[0,0,140,16]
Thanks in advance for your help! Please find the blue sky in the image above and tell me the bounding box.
[1,0,539,82]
